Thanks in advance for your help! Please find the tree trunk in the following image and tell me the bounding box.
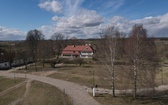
[111,62,115,97]
[35,62,37,71]
[43,58,45,67]
[24,59,27,70]
[133,61,137,99]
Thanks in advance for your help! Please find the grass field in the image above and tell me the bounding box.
[48,64,168,89]
[0,85,26,105]
[48,64,168,105]
[0,77,25,92]
[156,66,168,85]
[0,78,72,105]
[93,93,168,105]
[13,62,168,105]
[24,81,72,105]
[48,64,113,88]
[0,77,26,105]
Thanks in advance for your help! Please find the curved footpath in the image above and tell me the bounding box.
[0,71,101,105]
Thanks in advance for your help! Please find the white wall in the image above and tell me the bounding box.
[81,52,93,56]
[12,59,24,66]
[0,62,10,69]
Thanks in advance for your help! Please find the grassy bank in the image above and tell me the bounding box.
[24,81,72,105]
[93,93,168,105]
[0,77,72,105]
[0,77,25,92]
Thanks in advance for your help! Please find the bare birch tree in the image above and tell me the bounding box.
[97,26,122,97]
[125,24,159,98]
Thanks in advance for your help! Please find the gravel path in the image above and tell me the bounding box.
[22,80,32,105]
[0,71,101,105]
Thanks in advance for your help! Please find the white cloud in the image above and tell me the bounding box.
[52,9,104,38]
[37,0,168,39]
[58,9,103,28]
[0,26,26,40]
[109,16,133,33]
[104,0,125,10]
[107,13,168,37]
[132,13,168,37]
[65,0,84,16]
[39,0,62,13]
[38,9,104,39]
[52,16,60,21]
[41,12,168,39]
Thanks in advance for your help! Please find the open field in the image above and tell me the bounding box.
[47,63,168,105]
[0,77,26,105]
[11,62,168,105]
[23,81,72,105]
[48,64,168,89]
[0,77,25,92]
[93,93,168,105]
[156,66,168,86]
[0,84,26,105]
[0,77,72,105]
[15,62,168,89]
[48,64,112,88]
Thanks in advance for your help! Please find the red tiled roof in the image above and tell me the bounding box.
[63,45,93,52]
[62,51,80,55]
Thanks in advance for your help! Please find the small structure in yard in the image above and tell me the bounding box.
[0,62,10,70]
[61,44,94,58]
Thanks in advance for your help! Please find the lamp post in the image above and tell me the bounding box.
[93,70,94,87]
[160,68,163,84]
[25,70,27,79]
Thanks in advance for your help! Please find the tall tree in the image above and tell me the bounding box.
[51,33,67,58]
[38,40,53,67]
[97,26,122,97]
[26,29,44,71]
[125,24,159,98]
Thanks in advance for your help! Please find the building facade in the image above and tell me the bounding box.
[61,45,94,58]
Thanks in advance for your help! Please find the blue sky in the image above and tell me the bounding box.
[0,0,168,40]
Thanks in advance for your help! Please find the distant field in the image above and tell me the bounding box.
[156,66,168,85]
